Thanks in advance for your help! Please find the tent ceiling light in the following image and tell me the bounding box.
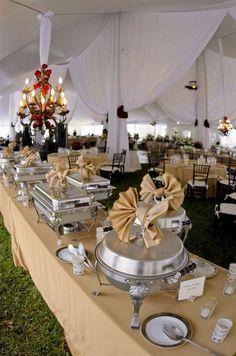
[217,116,233,136]
[17,64,69,136]
[185,81,198,90]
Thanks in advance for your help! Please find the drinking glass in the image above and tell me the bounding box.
[211,318,233,343]
[199,296,217,319]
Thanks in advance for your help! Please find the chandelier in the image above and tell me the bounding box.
[17,64,69,135]
[217,116,233,136]
[185,81,198,90]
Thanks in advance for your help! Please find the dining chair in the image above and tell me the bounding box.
[216,158,236,201]
[67,152,80,169]
[100,152,125,182]
[147,152,165,177]
[187,164,210,199]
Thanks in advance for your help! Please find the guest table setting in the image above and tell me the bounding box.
[165,157,227,198]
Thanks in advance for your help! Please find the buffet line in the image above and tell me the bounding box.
[0,142,235,356]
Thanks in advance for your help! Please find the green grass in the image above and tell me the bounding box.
[0,165,235,354]
[0,215,71,356]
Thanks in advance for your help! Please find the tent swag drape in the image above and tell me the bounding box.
[69,9,226,156]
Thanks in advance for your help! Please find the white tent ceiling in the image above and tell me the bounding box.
[1,0,236,138]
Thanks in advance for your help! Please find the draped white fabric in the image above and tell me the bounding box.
[68,10,226,155]
[9,91,22,139]
[50,64,68,87]
[157,64,197,125]
[64,91,78,124]
[119,10,226,111]
[37,12,54,66]
[204,48,236,122]
[69,14,129,159]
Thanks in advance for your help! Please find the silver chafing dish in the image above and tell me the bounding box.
[13,161,52,184]
[31,182,98,235]
[95,226,194,329]
[157,206,192,244]
[66,173,116,201]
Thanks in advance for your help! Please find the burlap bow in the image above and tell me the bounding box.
[21,146,31,158]
[23,152,41,167]
[140,173,184,210]
[75,155,96,180]
[109,187,169,248]
[46,164,69,189]
[3,141,16,158]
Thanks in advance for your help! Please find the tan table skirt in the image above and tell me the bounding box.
[0,182,235,356]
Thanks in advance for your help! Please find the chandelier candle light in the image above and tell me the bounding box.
[17,64,69,135]
[217,116,233,136]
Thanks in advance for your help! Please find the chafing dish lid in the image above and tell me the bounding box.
[34,182,90,202]
[95,227,188,277]
[67,173,110,187]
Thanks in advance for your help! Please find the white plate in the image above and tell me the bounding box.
[191,258,218,278]
[56,246,88,263]
[141,313,192,347]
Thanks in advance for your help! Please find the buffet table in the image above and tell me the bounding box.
[0,182,235,356]
[165,161,227,198]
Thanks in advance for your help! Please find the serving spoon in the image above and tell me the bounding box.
[162,324,224,356]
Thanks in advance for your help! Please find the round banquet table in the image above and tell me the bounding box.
[47,152,109,170]
[165,160,227,198]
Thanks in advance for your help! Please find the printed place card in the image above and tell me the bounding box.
[178,276,206,301]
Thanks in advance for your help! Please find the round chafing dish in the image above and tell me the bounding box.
[95,226,190,329]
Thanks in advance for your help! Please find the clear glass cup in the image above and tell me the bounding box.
[200,296,217,319]
[223,277,236,296]
[22,195,29,208]
[72,255,85,275]
[211,318,233,343]
[3,174,9,187]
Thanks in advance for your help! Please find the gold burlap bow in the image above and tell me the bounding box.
[140,173,184,210]
[109,187,169,248]
[75,155,96,180]
[46,164,69,189]
[3,141,16,158]
[23,152,41,167]
[21,146,31,158]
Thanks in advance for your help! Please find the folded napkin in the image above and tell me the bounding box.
[3,141,16,158]
[23,151,41,167]
[46,164,69,189]
[109,187,169,248]
[21,146,31,158]
[140,173,184,210]
[75,155,96,180]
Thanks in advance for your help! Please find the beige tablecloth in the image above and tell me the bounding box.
[165,161,227,198]
[47,152,109,170]
[0,182,235,356]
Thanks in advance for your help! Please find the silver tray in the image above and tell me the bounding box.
[33,182,93,211]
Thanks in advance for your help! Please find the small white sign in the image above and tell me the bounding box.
[178,276,206,301]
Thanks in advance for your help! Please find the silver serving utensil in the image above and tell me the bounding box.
[68,244,93,270]
[162,324,224,356]
[68,244,77,256]
[78,242,95,272]
[77,242,110,295]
